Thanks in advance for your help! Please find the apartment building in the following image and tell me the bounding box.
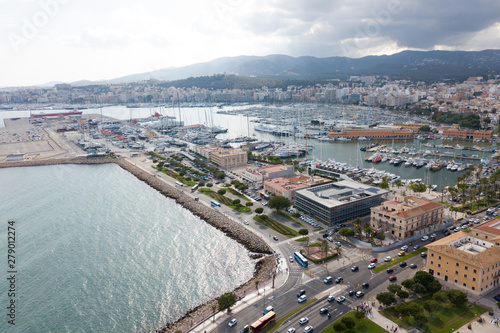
[209,148,248,168]
[263,175,331,201]
[370,195,444,240]
[427,232,500,296]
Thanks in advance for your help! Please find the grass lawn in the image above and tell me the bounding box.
[198,188,250,212]
[381,296,487,333]
[321,311,386,333]
[295,236,309,242]
[373,248,427,273]
[253,216,300,238]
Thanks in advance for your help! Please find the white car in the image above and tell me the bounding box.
[289,256,294,262]
[304,325,313,333]
[228,319,237,327]
[401,245,409,251]
[336,296,346,303]
[298,294,307,303]
[421,236,429,241]
[243,220,249,225]
[299,317,309,325]
[368,263,376,269]
[287,328,296,333]
[384,256,392,262]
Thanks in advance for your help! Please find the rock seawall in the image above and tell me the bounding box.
[0,157,276,332]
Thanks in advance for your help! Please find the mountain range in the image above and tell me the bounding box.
[70,49,500,86]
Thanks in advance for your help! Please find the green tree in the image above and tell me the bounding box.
[339,227,356,237]
[419,125,431,132]
[427,279,442,293]
[411,283,427,294]
[401,279,415,290]
[255,207,264,214]
[335,245,342,260]
[413,312,428,325]
[423,300,440,313]
[376,292,397,307]
[299,229,309,243]
[218,292,237,313]
[387,284,402,294]
[267,196,291,212]
[233,199,240,205]
[395,303,411,317]
[198,181,205,187]
[432,291,448,303]
[218,189,226,195]
[379,180,389,190]
[320,239,330,260]
[354,311,365,321]
[447,289,468,306]
[212,304,217,322]
[246,202,253,207]
[207,183,213,188]
[333,322,346,332]
[341,317,356,330]
[414,271,436,286]
[397,290,409,300]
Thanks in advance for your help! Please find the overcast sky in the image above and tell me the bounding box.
[1,0,500,87]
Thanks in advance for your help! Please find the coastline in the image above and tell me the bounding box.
[0,156,276,333]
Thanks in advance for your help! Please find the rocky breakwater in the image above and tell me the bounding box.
[114,159,276,332]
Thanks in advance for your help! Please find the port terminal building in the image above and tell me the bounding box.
[441,124,494,140]
[327,128,414,140]
[295,180,388,226]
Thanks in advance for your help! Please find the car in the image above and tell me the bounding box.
[322,234,329,238]
[298,295,307,303]
[384,256,392,262]
[349,290,355,296]
[410,263,417,269]
[413,244,420,250]
[335,277,343,284]
[327,295,335,302]
[386,268,394,274]
[326,236,333,242]
[421,236,429,241]
[304,325,314,333]
[240,325,250,333]
[401,245,409,251]
[262,202,267,206]
[399,262,407,268]
[368,263,376,269]
[335,241,342,246]
[370,257,378,263]
[398,251,405,257]
[324,276,333,284]
[273,236,279,241]
[351,265,359,272]
[228,319,237,327]
[443,231,451,236]
[356,291,365,298]
[421,252,428,258]
[287,328,296,333]
[263,305,274,314]
[362,282,369,288]
[494,294,500,302]
[297,290,306,297]
[299,317,309,325]
[337,296,346,303]
[319,308,329,315]
[289,256,294,262]
[244,220,249,225]
[430,233,437,238]
[389,275,397,282]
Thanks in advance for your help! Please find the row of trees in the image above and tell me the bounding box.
[338,218,385,243]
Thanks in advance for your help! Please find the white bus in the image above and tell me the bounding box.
[175,181,183,187]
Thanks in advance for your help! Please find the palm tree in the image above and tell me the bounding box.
[320,239,330,261]
[255,280,260,295]
[212,304,217,322]
[335,245,342,260]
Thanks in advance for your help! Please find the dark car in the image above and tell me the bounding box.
[348,290,355,297]
[420,252,428,258]
[297,290,306,297]
[323,234,329,238]
[335,277,343,284]
[351,265,359,272]
[386,268,394,274]
[362,283,369,289]
[273,236,279,241]
[494,294,500,302]
[319,308,329,315]
[410,263,417,269]
[327,295,335,302]
[399,262,407,268]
